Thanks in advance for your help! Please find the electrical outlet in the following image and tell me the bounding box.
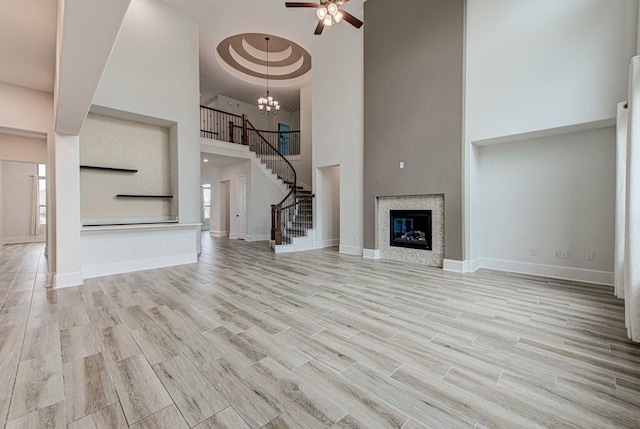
[529,248,536,256]
[561,250,569,259]
[586,251,595,261]
[554,250,561,258]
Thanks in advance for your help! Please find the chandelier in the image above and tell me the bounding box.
[316,1,343,26]
[257,36,279,115]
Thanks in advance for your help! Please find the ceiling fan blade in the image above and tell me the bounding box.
[314,19,325,35]
[339,9,363,28]
[285,2,321,7]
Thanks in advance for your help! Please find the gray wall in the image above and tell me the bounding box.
[364,0,465,260]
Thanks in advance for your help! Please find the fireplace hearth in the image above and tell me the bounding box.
[390,209,432,250]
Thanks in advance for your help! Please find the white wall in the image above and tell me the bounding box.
[0,134,47,164]
[465,0,638,271]
[292,85,312,187]
[210,94,300,132]
[75,0,201,281]
[250,161,286,241]
[476,127,615,282]
[2,161,46,243]
[92,0,200,225]
[312,9,364,256]
[466,0,638,141]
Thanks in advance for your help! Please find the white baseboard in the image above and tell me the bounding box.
[363,248,380,259]
[339,245,363,256]
[478,257,614,286]
[55,271,84,288]
[316,238,340,249]
[82,253,198,280]
[1,235,46,245]
[210,230,229,237]
[246,234,271,242]
[443,259,466,273]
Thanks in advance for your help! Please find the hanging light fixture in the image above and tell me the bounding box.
[257,36,279,115]
[316,1,344,26]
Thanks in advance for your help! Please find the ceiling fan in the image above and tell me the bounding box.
[285,0,363,35]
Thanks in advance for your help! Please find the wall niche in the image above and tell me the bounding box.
[79,113,176,225]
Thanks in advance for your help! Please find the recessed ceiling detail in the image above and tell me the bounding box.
[216,33,311,87]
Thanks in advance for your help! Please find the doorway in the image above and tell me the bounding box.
[234,173,247,240]
[318,165,340,248]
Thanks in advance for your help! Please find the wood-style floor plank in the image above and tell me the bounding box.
[107,353,173,424]
[63,353,117,422]
[67,403,128,429]
[193,407,251,429]
[153,355,227,426]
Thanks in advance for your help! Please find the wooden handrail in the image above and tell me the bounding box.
[200,105,243,119]
[280,194,314,211]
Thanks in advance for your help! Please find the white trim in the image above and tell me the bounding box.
[467,258,481,273]
[246,234,270,242]
[229,233,240,239]
[316,238,340,249]
[478,257,614,286]
[339,245,363,256]
[55,271,84,288]
[82,253,197,280]
[363,248,380,259]
[443,259,466,273]
[1,235,46,245]
[210,230,229,237]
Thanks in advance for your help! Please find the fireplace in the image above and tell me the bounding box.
[390,210,432,250]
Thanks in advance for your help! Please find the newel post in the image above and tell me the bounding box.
[228,121,234,143]
[242,114,248,145]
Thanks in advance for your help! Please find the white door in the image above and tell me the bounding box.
[235,173,247,239]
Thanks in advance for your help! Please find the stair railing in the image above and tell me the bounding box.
[272,193,315,245]
[200,105,243,142]
[200,105,313,245]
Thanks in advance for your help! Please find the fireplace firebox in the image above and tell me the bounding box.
[390,210,432,250]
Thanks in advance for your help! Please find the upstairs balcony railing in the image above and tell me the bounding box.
[200,105,301,155]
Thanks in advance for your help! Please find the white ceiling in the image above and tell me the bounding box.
[159,0,365,112]
[0,0,364,111]
[0,0,57,93]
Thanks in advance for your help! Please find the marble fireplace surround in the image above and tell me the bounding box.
[377,194,445,267]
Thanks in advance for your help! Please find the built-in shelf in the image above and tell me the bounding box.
[80,165,138,173]
[116,194,173,199]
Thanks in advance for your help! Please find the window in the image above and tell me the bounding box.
[202,184,211,220]
[38,164,46,225]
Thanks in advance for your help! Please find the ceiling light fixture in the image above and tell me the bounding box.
[257,37,279,115]
[316,1,343,26]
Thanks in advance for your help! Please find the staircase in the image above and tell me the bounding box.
[276,184,314,248]
[200,105,315,251]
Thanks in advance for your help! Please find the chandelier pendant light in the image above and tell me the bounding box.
[258,36,280,115]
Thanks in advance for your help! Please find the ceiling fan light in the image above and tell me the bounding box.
[316,7,327,20]
[324,15,333,26]
[327,3,338,16]
[334,11,343,23]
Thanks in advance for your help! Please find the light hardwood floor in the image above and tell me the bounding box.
[1,237,640,428]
